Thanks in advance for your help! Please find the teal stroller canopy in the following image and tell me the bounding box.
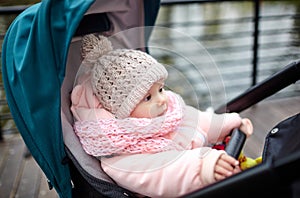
[1,0,160,197]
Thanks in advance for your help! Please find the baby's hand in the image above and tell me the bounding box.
[239,118,253,137]
[214,154,241,181]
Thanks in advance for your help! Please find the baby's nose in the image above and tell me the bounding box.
[157,94,167,105]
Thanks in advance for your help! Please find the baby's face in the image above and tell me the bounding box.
[130,81,168,118]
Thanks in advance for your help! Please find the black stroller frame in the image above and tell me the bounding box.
[186,60,300,197]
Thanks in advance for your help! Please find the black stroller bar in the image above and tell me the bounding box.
[200,60,300,197]
[186,150,300,198]
[215,59,300,114]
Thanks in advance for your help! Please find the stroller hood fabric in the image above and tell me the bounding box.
[1,0,94,197]
[1,0,160,197]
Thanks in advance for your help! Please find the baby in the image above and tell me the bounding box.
[73,34,253,197]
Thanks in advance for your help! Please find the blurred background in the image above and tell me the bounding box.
[0,0,299,138]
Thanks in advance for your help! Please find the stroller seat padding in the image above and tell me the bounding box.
[61,39,115,183]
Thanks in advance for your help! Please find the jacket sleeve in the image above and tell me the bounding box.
[173,105,242,149]
[101,148,225,197]
[184,106,242,144]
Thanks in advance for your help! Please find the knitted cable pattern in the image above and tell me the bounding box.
[74,91,185,157]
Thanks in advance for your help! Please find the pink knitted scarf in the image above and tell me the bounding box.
[74,91,185,157]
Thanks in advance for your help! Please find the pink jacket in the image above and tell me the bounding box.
[101,106,241,197]
[71,81,242,197]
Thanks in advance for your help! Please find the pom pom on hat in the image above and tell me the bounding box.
[81,34,113,61]
[82,34,168,119]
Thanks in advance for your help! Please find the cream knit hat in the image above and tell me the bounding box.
[81,34,168,119]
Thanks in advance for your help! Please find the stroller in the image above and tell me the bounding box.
[1,0,300,197]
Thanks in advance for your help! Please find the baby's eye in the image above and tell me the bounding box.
[159,87,164,92]
[144,95,151,102]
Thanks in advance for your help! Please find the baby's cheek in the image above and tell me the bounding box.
[131,104,153,118]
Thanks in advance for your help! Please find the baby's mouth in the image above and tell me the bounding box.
[159,105,168,116]
[158,112,165,117]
